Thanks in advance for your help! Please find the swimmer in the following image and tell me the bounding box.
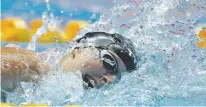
[1,32,140,101]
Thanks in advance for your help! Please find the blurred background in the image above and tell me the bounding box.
[1,0,118,46]
[1,0,206,49]
[1,0,115,23]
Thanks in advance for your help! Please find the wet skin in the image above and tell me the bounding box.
[1,47,117,96]
[1,47,49,92]
[59,47,118,88]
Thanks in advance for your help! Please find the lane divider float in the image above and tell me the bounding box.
[1,18,88,43]
[197,29,206,48]
[0,103,81,107]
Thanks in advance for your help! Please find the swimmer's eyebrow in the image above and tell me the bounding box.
[70,50,76,58]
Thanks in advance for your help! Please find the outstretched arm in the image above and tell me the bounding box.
[1,47,49,94]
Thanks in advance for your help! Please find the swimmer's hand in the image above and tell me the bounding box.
[1,47,49,93]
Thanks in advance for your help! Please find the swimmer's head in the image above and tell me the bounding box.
[60,32,140,88]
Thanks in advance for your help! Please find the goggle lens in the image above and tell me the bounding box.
[100,50,118,74]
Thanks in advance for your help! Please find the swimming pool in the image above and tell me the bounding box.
[1,0,206,106]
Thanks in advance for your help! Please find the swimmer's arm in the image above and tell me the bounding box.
[1,47,50,92]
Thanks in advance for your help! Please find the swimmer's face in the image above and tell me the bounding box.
[59,47,123,88]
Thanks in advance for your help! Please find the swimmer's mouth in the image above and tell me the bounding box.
[83,74,96,88]
[82,73,116,88]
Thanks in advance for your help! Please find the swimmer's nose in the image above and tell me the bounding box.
[100,74,116,84]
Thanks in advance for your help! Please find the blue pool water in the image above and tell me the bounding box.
[1,0,100,24]
[2,0,206,106]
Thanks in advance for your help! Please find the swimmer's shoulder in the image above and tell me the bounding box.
[1,47,35,55]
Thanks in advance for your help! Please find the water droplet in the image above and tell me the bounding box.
[70,13,73,17]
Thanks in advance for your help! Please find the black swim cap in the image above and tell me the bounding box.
[76,32,140,71]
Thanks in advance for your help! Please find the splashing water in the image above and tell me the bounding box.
[6,0,206,106]
[27,0,63,51]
